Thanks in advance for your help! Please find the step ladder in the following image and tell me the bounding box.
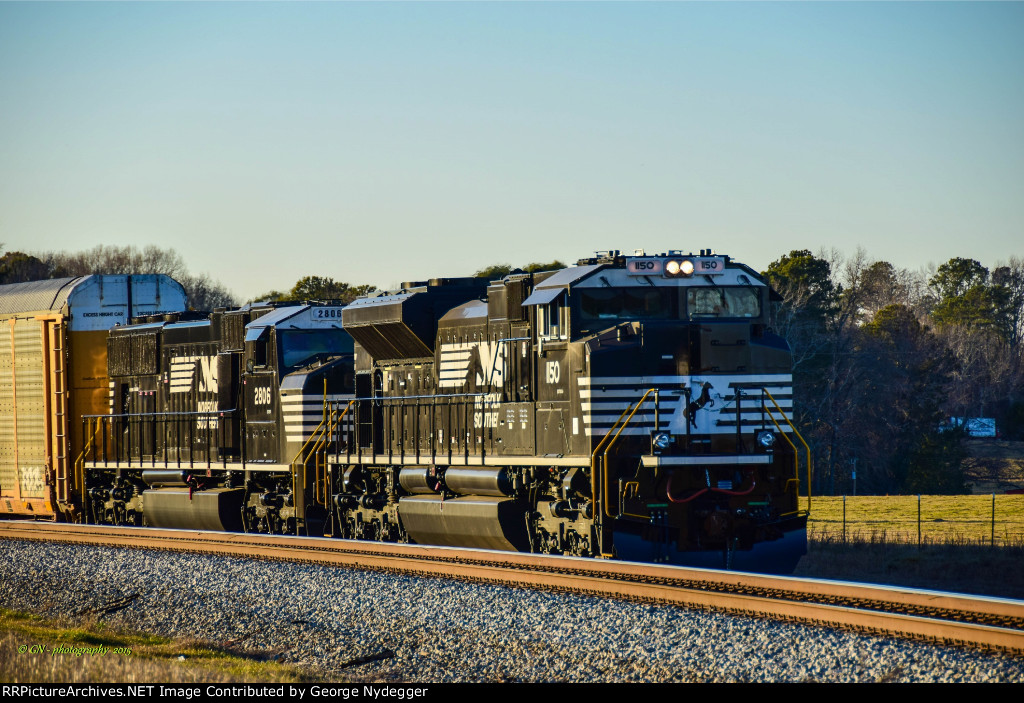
[48,319,71,504]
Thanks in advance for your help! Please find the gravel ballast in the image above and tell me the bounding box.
[0,539,1021,683]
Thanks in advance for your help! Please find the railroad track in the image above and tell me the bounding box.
[2,520,1022,656]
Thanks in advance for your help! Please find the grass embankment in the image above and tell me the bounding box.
[798,495,1024,599]
[0,608,325,684]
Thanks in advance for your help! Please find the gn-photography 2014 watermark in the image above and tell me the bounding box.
[15,643,132,657]
[1,686,430,699]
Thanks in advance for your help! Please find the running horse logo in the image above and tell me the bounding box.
[686,381,715,430]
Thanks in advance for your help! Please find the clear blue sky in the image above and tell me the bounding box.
[1,2,1022,299]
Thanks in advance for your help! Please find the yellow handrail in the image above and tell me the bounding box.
[589,394,656,557]
[761,388,812,516]
[72,417,104,522]
[290,388,329,535]
[602,389,658,519]
[290,397,355,514]
[766,413,802,516]
[590,405,633,517]
[315,401,354,505]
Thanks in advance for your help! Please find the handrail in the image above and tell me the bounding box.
[81,410,227,420]
[346,391,499,464]
[588,389,660,528]
[765,413,802,516]
[601,389,659,520]
[322,402,337,506]
[290,405,329,477]
[320,400,354,505]
[72,417,104,522]
[79,409,239,470]
[290,407,327,536]
[761,388,812,516]
[290,394,356,529]
[590,408,634,513]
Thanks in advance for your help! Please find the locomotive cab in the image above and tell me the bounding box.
[554,251,806,569]
[239,305,355,464]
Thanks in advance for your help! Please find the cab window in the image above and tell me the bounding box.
[278,329,354,370]
[245,327,270,368]
[537,296,568,341]
[577,287,674,327]
[685,287,761,318]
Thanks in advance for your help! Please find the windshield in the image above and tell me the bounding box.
[686,287,761,318]
[278,329,354,369]
[577,288,675,326]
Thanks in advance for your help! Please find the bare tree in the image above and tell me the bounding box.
[46,244,188,279]
[41,245,235,310]
[177,272,238,310]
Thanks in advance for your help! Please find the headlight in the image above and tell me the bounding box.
[665,259,695,277]
[652,432,672,450]
[756,430,776,449]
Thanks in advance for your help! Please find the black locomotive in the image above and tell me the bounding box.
[80,251,809,572]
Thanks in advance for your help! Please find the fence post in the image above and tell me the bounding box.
[843,495,846,544]
[992,493,996,547]
[917,494,921,548]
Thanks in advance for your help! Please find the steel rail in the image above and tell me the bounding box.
[2,521,1022,655]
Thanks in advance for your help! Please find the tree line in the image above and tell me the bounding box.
[763,249,1024,495]
[0,245,562,309]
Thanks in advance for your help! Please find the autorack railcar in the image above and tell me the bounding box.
[0,275,186,521]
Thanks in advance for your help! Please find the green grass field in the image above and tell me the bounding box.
[807,495,1024,546]
[0,609,326,684]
